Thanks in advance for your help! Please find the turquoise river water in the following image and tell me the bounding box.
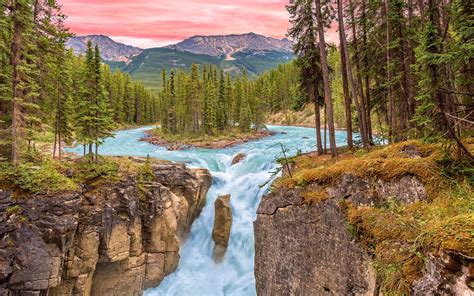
[67,125,349,296]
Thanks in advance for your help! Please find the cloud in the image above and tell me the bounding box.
[59,0,293,48]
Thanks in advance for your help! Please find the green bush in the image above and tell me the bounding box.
[0,160,78,193]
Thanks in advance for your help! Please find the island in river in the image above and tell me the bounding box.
[141,128,275,150]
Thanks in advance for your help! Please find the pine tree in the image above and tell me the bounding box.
[10,0,40,164]
[91,44,114,159]
[217,70,227,130]
[287,0,324,154]
[52,42,74,159]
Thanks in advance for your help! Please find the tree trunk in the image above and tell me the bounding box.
[314,0,337,157]
[337,0,354,149]
[58,133,62,160]
[341,0,369,149]
[361,0,373,142]
[385,0,397,142]
[312,90,324,155]
[88,143,93,161]
[349,0,371,145]
[53,131,58,159]
[324,104,327,153]
[56,83,62,159]
[11,0,22,165]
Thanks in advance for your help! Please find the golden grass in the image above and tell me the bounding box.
[301,189,329,203]
[348,182,473,294]
[277,140,447,200]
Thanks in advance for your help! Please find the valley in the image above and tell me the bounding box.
[0,0,472,296]
[67,33,293,92]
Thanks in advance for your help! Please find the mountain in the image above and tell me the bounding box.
[166,32,293,59]
[126,33,293,92]
[67,33,293,92]
[66,35,142,62]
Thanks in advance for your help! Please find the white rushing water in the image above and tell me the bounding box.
[67,125,349,296]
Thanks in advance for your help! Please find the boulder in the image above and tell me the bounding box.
[231,153,246,165]
[412,253,474,296]
[212,195,233,262]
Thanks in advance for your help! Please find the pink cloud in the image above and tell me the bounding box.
[58,0,295,48]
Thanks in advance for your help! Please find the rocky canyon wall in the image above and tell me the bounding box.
[0,163,211,296]
[254,148,473,296]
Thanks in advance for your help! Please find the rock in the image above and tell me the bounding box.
[254,172,472,296]
[327,173,427,205]
[400,144,422,158]
[254,188,375,295]
[212,195,233,262]
[0,162,212,296]
[413,253,474,296]
[231,153,246,165]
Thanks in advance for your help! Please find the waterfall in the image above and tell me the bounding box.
[67,125,349,296]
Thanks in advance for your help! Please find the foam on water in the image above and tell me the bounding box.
[67,125,349,296]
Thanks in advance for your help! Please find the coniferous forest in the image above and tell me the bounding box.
[286,0,473,159]
[157,63,301,135]
[1,0,472,164]
[0,0,473,295]
[0,0,158,163]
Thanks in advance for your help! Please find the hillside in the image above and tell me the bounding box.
[66,35,142,62]
[68,33,294,92]
[125,48,292,92]
[122,48,222,92]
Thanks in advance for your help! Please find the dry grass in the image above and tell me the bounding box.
[277,140,447,200]
[348,181,473,294]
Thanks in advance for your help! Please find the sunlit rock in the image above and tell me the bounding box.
[212,195,233,263]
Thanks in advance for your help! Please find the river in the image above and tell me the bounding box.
[67,125,349,296]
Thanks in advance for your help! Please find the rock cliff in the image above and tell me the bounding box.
[254,143,473,296]
[0,162,211,296]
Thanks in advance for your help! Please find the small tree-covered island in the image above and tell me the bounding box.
[0,0,473,296]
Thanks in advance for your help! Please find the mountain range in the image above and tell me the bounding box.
[66,35,142,62]
[66,33,294,92]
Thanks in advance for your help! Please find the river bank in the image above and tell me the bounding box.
[141,128,275,150]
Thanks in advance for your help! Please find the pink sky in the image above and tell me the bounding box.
[59,0,339,48]
[59,0,294,48]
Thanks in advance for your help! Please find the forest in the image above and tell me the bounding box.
[0,0,473,164]
[285,0,472,159]
[0,1,472,295]
[0,0,158,163]
[157,63,301,136]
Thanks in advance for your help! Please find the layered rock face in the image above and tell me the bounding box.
[212,195,233,262]
[0,163,211,296]
[254,173,472,295]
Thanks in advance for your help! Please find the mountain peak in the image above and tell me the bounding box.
[165,33,293,58]
[66,35,142,62]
